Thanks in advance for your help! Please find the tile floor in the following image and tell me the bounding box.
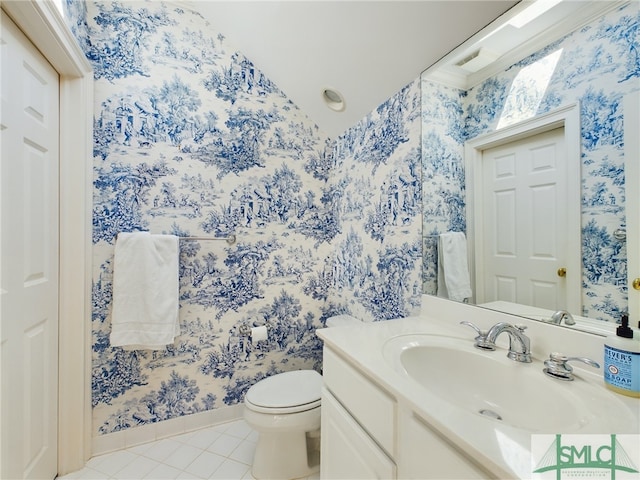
[57,419,306,480]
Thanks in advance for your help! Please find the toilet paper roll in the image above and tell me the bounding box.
[251,325,268,342]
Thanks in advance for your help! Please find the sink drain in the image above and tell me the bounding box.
[479,409,502,421]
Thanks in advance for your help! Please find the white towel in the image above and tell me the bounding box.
[110,232,180,350]
[437,232,473,302]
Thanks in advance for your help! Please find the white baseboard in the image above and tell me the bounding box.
[91,404,245,457]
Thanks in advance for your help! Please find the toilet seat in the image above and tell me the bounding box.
[245,370,322,414]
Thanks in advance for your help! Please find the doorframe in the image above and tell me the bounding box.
[464,103,581,312]
[2,1,93,475]
[624,92,639,323]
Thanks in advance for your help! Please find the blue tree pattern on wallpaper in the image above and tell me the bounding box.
[463,77,509,139]
[581,88,623,151]
[421,3,638,320]
[89,2,175,81]
[588,9,640,83]
[582,219,626,286]
[180,240,277,316]
[64,0,422,436]
[189,107,282,177]
[92,348,148,408]
[359,242,423,320]
[93,161,176,242]
[338,84,419,172]
[203,52,279,104]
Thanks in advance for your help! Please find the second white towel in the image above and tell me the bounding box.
[110,232,181,350]
[437,231,473,302]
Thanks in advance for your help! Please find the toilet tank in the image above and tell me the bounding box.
[325,314,363,328]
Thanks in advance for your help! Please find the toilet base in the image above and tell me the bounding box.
[251,429,320,480]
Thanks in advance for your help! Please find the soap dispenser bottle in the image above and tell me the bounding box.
[604,313,640,397]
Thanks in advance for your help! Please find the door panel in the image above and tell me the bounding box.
[1,10,59,479]
[481,127,568,310]
[624,92,639,325]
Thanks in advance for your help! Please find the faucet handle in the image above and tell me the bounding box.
[460,321,484,336]
[460,321,495,351]
[543,352,600,381]
[549,310,576,326]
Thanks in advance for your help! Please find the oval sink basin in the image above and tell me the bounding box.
[383,334,632,434]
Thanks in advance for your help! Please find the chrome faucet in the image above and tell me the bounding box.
[549,310,576,326]
[461,321,532,363]
[486,322,532,363]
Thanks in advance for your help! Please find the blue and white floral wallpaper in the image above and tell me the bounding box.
[63,0,421,437]
[331,83,423,322]
[61,0,635,439]
[422,2,639,323]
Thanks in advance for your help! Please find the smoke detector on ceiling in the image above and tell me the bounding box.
[455,48,499,73]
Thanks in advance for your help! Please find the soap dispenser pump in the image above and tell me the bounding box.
[604,313,640,397]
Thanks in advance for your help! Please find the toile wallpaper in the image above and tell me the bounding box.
[421,2,639,322]
[63,0,421,437]
[60,0,635,440]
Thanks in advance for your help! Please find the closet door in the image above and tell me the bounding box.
[1,10,60,479]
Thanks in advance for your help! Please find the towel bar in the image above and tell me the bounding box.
[180,234,236,245]
[116,232,237,245]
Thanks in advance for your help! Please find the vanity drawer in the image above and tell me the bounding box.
[322,346,396,457]
[321,388,396,479]
[397,410,495,479]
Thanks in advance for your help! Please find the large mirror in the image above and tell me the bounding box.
[420,0,639,333]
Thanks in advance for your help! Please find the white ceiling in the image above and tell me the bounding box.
[181,1,614,138]
[425,0,617,89]
[183,0,520,138]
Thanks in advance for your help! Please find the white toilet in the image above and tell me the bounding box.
[244,369,322,479]
[243,315,362,479]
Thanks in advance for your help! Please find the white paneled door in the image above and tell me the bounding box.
[624,92,640,323]
[481,127,570,310]
[1,10,60,480]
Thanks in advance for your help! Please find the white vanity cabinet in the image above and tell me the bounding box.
[320,345,494,479]
[321,389,396,479]
[321,347,396,479]
[397,410,494,479]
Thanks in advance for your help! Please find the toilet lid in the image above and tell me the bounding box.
[245,370,322,411]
